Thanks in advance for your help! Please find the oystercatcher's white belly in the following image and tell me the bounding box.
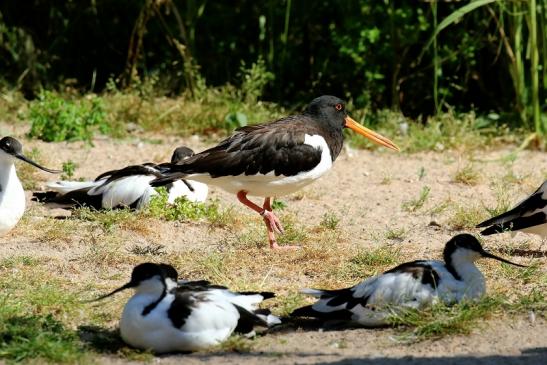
[189,134,333,197]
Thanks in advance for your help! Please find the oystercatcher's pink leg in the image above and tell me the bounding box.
[262,197,298,250]
[236,191,297,250]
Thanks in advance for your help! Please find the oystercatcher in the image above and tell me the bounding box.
[92,262,279,352]
[0,136,60,235]
[152,95,400,249]
[476,180,547,238]
[290,234,526,326]
[33,146,208,210]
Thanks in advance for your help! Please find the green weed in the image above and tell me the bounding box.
[320,212,340,230]
[402,186,431,212]
[28,91,109,143]
[390,296,504,341]
[61,160,77,180]
[453,163,481,185]
[145,188,234,227]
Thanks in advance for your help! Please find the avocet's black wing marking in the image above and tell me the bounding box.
[477,181,547,235]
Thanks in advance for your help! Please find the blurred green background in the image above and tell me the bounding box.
[0,0,546,138]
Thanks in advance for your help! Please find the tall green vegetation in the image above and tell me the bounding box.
[0,0,545,138]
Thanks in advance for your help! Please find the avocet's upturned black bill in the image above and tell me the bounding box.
[92,262,279,352]
[290,234,526,327]
[151,96,400,249]
[0,137,60,173]
[476,180,547,238]
[0,136,60,235]
[32,146,208,210]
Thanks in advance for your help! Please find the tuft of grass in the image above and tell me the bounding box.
[16,147,46,190]
[402,186,431,212]
[61,160,77,180]
[453,163,481,185]
[28,91,110,143]
[218,335,254,353]
[390,296,504,341]
[271,199,287,211]
[73,207,137,232]
[447,205,486,230]
[0,310,84,363]
[331,246,401,282]
[385,227,406,241]
[129,243,166,256]
[144,188,235,228]
[483,184,513,218]
[320,212,340,230]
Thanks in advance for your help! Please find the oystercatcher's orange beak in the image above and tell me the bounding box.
[344,116,400,151]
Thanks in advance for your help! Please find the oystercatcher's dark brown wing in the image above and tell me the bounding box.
[165,116,329,178]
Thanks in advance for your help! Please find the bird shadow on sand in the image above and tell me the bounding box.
[270,317,388,335]
[77,325,133,354]
[497,247,547,258]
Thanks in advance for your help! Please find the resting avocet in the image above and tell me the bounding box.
[151,96,400,249]
[0,136,60,235]
[477,180,547,238]
[93,262,279,353]
[33,146,208,209]
[290,234,526,326]
[159,263,281,328]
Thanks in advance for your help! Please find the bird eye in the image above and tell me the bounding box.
[335,103,343,111]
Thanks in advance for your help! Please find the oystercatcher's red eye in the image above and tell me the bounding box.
[335,103,343,111]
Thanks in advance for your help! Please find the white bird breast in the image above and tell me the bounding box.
[120,290,240,353]
[188,134,334,197]
[0,162,25,235]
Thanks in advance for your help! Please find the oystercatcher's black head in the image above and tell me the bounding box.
[443,234,525,267]
[304,96,399,151]
[171,146,195,164]
[0,136,60,173]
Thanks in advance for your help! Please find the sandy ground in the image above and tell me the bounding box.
[0,121,546,364]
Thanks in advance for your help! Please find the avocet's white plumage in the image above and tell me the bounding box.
[477,180,547,238]
[291,234,526,326]
[93,263,278,353]
[0,136,59,235]
[33,146,208,210]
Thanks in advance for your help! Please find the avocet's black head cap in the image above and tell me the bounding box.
[304,96,400,151]
[171,146,195,164]
[91,263,165,301]
[0,136,61,173]
[158,263,179,281]
[443,233,526,267]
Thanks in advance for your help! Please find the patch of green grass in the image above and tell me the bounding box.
[402,186,431,212]
[0,269,87,363]
[61,160,77,180]
[218,335,254,353]
[74,207,137,232]
[328,246,401,282]
[385,227,406,241]
[320,212,340,230]
[0,308,84,363]
[17,147,45,190]
[483,184,513,218]
[276,215,308,246]
[453,163,481,185]
[447,205,486,230]
[145,188,236,228]
[390,296,504,341]
[271,199,287,211]
[129,243,166,257]
[28,91,110,143]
